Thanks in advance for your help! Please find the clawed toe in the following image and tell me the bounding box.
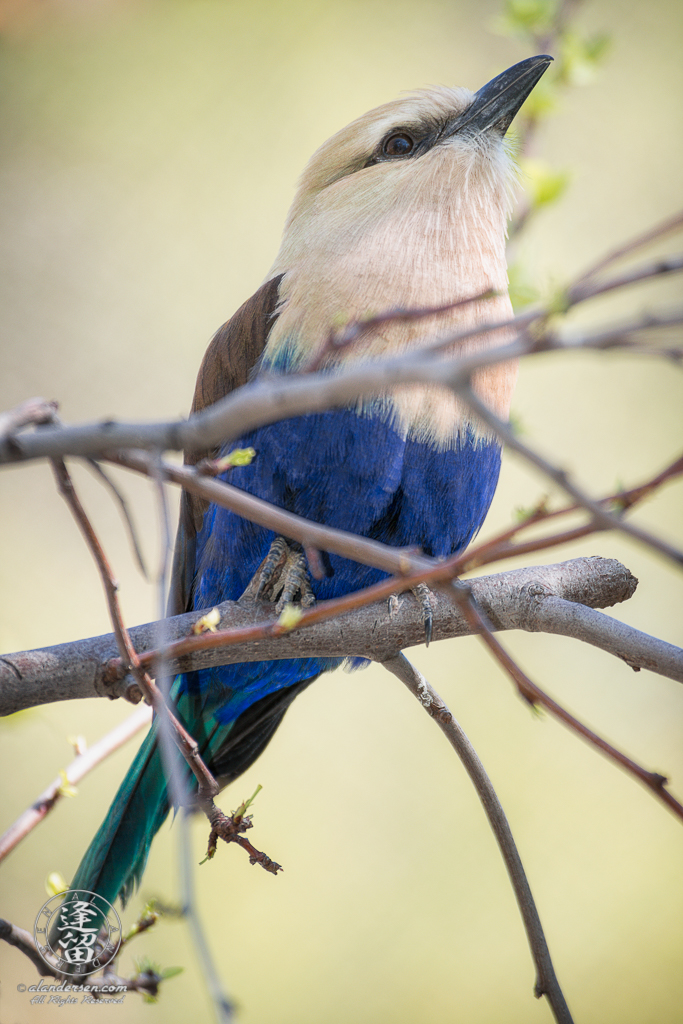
[256,536,289,601]
[274,547,316,611]
[241,536,316,610]
[411,582,434,646]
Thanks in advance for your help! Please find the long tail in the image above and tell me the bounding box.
[69,722,170,908]
[69,676,316,909]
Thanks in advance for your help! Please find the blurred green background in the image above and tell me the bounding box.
[1,1,682,1021]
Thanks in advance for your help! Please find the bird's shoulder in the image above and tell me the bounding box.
[188,272,284,458]
[169,272,283,616]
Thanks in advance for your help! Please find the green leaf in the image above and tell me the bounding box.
[45,872,69,896]
[160,966,184,980]
[277,604,304,630]
[558,31,611,86]
[507,410,526,437]
[513,495,550,522]
[491,0,557,37]
[232,784,263,822]
[546,284,572,317]
[512,74,558,121]
[519,158,571,209]
[214,447,256,471]
[507,262,541,311]
[56,769,78,798]
[133,956,160,974]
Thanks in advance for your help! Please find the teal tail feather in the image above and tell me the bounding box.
[68,676,314,911]
[69,721,170,908]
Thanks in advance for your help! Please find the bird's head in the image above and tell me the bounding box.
[271,55,552,282]
[264,56,552,444]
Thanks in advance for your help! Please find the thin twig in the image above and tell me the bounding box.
[9,556,680,718]
[203,802,281,875]
[507,0,583,241]
[571,209,683,288]
[148,455,238,1024]
[449,584,683,823]
[382,654,574,1024]
[458,451,683,571]
[567,253,683,305]
[107,449,431,577]
[50,457,220,802]
[83,458,149,577]
[0,396,59,443]
[0,918,55,977]
[0,704,152,864]
[457,385,683,568]
[306,288,499,370]
[107,439,683,606]
[555,308,683,356]
[0,917,165,996]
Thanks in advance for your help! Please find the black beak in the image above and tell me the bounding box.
[445,54,553,139]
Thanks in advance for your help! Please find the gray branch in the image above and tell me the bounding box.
[3,556,681,718]
[382,654,574,1024]
[1,275,682,468]
[0,346,515,463]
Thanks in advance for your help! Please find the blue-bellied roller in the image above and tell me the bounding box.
[69,55,552,906]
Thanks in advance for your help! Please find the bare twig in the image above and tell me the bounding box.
[0,918,55,977]
[50,457,220,803]
[550,310,683,360]
[83,459,149,578]
[50,454,258,1018]
[571,209,683,287]
[148,455,238,1023]
[0,916,166,997]
[449,585,683,822]
[0,704,152,864]
[382,654,574,1024]
[306,288,499,370]
[203,801,281,876]
[107,441,683,608]
[457,385,683,568]
[0,397,58,443]
[108,448,429,578]
[566,253,683,305]
[458,451,683,571]
[3,238,682,470]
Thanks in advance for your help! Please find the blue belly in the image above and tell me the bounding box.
[179,409,501,723]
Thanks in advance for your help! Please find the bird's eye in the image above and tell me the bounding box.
[382,132,414,158]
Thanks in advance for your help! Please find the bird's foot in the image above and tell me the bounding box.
[411,582,434,646]
[241,536,316,612]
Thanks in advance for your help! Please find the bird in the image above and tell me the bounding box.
[69,54,552,908]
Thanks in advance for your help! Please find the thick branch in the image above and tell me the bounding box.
[3,556,680,719]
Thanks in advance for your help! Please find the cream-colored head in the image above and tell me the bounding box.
[263,56,552,447]
[272,85,512,276]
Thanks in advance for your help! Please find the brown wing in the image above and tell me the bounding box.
[168,273,284,615]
